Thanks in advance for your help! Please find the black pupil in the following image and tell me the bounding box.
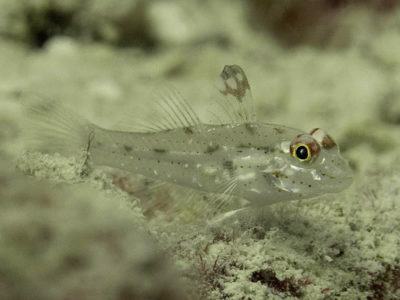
[296,146,309,160]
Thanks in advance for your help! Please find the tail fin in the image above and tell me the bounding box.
[22,100,94,156]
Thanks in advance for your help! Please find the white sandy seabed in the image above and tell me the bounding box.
[0,2,400,300]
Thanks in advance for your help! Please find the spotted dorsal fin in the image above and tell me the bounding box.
[212,65,257,124]
[115,86,203,133]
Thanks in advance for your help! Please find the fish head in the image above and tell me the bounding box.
[264,128,353,200]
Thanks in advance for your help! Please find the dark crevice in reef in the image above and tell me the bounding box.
[365,261,400,300]
[248,0,400,49]
[13,1,157,50]
[23,5,75,48]
[250,269,304,297]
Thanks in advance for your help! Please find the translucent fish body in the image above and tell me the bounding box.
[23,65,353,209]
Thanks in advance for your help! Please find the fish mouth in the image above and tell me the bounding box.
[323,175,353,193]
[320,160,353,192]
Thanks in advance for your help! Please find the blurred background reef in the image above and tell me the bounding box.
[0,1,399,299]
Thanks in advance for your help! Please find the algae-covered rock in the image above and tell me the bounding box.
[0,1,400,299]
[0,0,153,48]
[0,162,187,300]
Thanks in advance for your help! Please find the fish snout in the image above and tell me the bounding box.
[321,159,353,192]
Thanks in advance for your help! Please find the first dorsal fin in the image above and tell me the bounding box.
[212,65,257,124]
[115,65,256,133]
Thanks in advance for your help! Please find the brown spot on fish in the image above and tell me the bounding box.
[238,143,249,149]
[310,128,337,149]
[321,137,336,149]
[124,145,133,152]
[245,123,256,135]
[238,144,273,153]
[205,144,220,154]
[222,160,234,170]
[153,148,167,153]
[256,146,272,153]
[273,127,284,134]
[223,160,235,176]
[183,127,194,135]
[273,171,281,178]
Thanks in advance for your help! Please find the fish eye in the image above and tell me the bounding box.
[294,144,310,161]
[290,134,320,163]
